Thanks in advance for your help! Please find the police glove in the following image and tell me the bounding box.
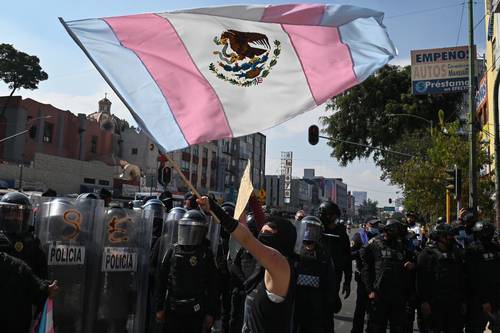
[342,282,351,299]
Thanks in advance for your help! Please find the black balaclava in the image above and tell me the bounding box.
[257,217,297,257]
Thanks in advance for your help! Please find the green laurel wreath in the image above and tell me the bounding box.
[209,40,281,87]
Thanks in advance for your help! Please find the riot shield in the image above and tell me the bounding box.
[294,216,323,255]
[37,197,104,333]
[89,206,152,333]
[206,214,220,255]
[157,207,185,264]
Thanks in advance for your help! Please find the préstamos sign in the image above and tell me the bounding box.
[411,45,472,95]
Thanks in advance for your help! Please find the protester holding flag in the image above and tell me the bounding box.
[0,231,59,333]
[197,196,296,333]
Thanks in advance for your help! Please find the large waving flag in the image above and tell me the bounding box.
[60,4,396,152]
[32,298,54,333]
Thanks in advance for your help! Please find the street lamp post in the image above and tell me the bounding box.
[386,113,434,135]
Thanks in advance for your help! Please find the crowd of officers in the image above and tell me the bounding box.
[0,188,499,333]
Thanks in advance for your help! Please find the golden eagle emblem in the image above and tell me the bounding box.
[209,29,281,87]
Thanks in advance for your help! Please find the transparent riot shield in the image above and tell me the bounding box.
[37,197,104,333]
[206,215,221,255]
[157,207,185,265]
[89,206,152,333]
[294,216,323,255]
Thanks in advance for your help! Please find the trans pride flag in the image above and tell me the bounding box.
[32,298,54,333]
[61,4,396,152]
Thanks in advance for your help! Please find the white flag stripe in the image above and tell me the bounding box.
[161,12,316,137]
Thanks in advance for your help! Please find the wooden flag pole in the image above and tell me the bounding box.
[164,153,201,199]
[164,153,220,223]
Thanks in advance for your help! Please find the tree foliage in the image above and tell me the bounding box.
[322,65,463,168]
[387,123,493,220]
[0,43,48,115]
[357,199,379,218]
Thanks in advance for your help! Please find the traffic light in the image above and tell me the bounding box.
[388,198,392,204]
[445,165,462,200]
[158,166,171,187]
[308,125,319,145]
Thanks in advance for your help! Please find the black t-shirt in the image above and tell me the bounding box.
[242,264,295,333]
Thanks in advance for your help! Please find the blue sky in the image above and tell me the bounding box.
[0,0,487,205]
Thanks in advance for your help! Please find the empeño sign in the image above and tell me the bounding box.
[411,45,472,95]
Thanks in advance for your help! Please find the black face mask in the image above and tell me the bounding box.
[257,218,296,257]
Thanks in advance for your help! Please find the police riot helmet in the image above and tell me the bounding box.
[472,221,496,243]
[294,216,323,255]
[430,223,453,242]
[317,201,341,226]
[382,219,407,240]
[0,192,32,234]
[178,210,208,246]
[221,201,236,218]
[461,208,476,227]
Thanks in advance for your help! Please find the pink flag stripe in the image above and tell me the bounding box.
[46,298,54,333]
[261,4,326,25]
[282,24,357,105]
[104,14,232,146]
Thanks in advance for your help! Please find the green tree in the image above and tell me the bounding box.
[358,199,379,218]
[0,43,48,116]
[321,65,463,170]
[387,122,493,220]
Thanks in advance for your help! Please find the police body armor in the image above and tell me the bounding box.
[371,239,408,295]
[425,244,463,302]
[166,244,212,314]
[0,192,47,278]
[37,197,104,333]
[90,206,152,333]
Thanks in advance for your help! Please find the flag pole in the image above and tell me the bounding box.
[164,154,201,198]
[164,154,221,223]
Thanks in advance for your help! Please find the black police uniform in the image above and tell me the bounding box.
[417,240,465,331]
[361,234,413,332]
[293,247,338,333]
[321,223,352,296]
[351,225,378,333]
[465,222,500,333]
[0,233,50,333]
[155,243,218,332]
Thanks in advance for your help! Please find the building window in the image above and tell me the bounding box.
[98,180,110,186]
[131,148,138,155]
[43,122,54,143]
[29,126,37,139]
[193,146,199,157]
[181,160,190,172]
[192,163,198,173]
[83,178,95,184]
[91,136,98,153]
[203,147,208,159]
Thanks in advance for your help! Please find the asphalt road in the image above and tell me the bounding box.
[334,273,357,333]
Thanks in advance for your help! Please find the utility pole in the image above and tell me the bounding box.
[468,0,478,210]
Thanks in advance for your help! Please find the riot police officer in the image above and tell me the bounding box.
[92,204,152,332]
[0,191,47,279]
[228,212,259,333]
[465,221,500,333]
[155,210,218,333]
[361,219,414,333]
[293,216,338,333]
[351,218,380,333]
[0,231,59,333]
[417,223,466,332]
[318,201,352,302]
[37,196,104,333]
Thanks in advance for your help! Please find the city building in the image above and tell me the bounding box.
[218,133,266,202]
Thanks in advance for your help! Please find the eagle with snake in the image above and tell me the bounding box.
[216,29,271,63]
